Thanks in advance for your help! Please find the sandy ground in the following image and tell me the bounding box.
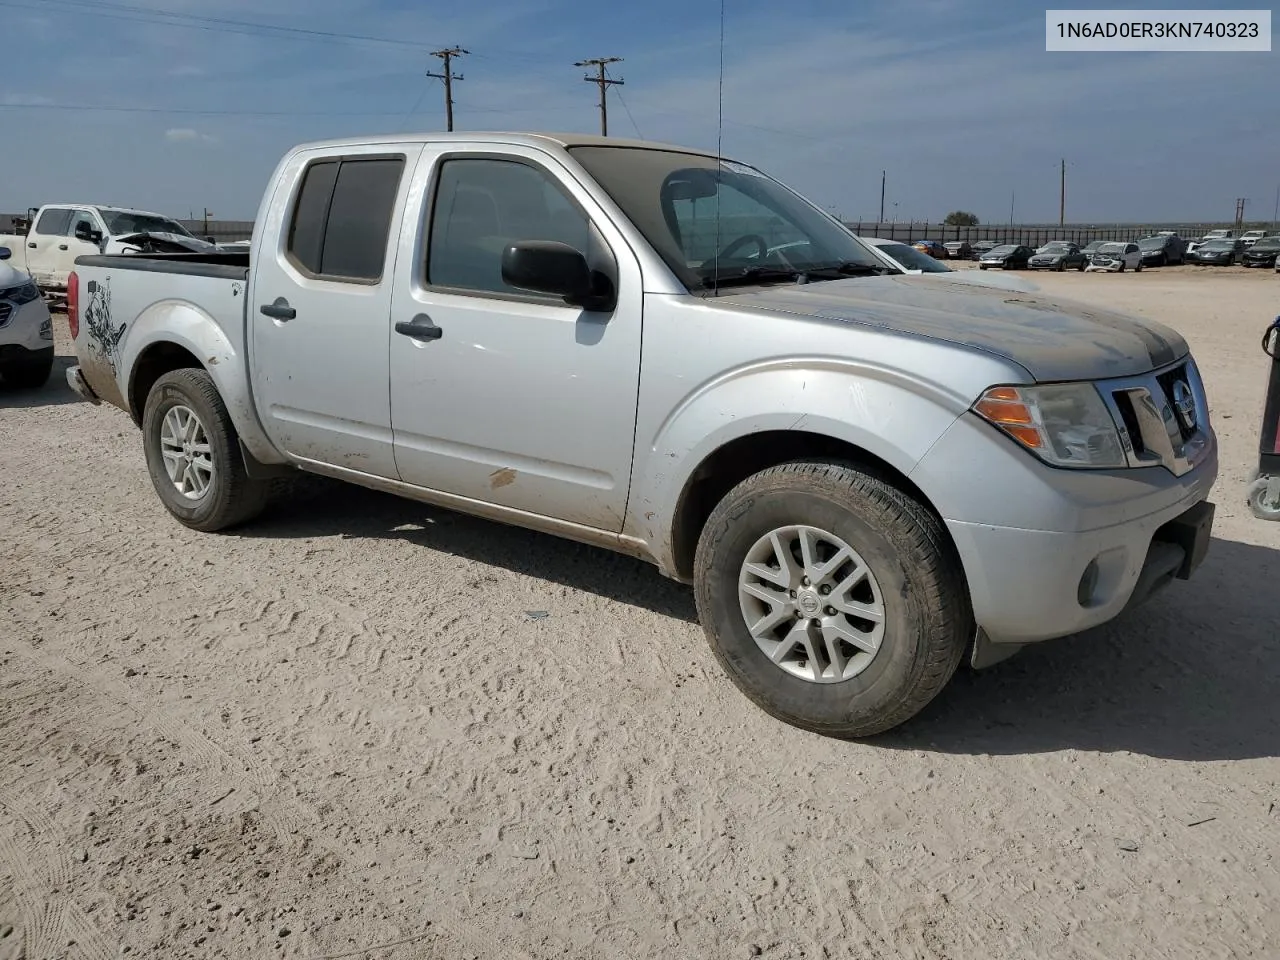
[2,265,1278,960]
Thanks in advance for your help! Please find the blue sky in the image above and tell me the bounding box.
[2,0,1276,223]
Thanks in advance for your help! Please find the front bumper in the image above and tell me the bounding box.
[911,411,1219,647]
[0,297,54,351]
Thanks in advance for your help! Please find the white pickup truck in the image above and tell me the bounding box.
[0,203,221,298]
[65,132,1218,738]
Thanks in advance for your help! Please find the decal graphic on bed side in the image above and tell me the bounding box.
[83,277,127,376]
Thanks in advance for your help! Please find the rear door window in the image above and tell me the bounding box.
[35,208,73,236]
[286,156,404,282]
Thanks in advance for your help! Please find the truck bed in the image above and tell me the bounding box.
[69,251,251,414]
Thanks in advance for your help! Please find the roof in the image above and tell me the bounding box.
[35,203,177,216]
[288,130,724,159]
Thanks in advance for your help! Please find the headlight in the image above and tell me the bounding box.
[973,383,1127,469]
[1,280,40,305]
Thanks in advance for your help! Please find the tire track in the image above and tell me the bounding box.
[0,790,115,960]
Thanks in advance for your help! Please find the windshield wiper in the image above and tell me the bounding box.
[700,261,896,289]
[799,261,898,279]
[699,266,808,289]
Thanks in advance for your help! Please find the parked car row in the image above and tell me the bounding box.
[953,230,1280,273]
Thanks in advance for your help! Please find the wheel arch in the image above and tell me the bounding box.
[121,304,283,465]
[666,429,956,584]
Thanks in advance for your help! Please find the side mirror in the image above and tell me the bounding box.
[75,223,102,244]
[0,246,10,261]
[501,240,613,310]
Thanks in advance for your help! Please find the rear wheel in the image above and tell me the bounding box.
[693,461,972,738]
[141,368,269,532]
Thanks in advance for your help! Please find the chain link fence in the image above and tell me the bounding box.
[841,221,1268,247]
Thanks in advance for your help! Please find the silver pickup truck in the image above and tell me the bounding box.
[66,132,1217,738]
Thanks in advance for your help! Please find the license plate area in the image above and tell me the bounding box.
[1154,500,1215,579]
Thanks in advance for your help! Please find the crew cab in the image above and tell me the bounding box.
[64,132,1218,738]
[0,204,219,298]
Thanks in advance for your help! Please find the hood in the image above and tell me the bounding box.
[108,232,218,255]
[0,259,33,288]
[715,273,1187,381]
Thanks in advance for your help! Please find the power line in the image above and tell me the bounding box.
[426,47,468,132]
[0,101,415,117]
[574,57,623,137]
[0,0,426,47]
[609,71,644,139]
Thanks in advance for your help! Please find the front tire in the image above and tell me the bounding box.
[693,461,972,739]
[141,368,269,532]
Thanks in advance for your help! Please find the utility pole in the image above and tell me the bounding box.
[203,208,212,238]
[1272,184,1278,231]
[574,57,624,136]
[879,170,886,223]
[1234,197,1247,229]
[427,47,468,132]
[1059,158,1066,227]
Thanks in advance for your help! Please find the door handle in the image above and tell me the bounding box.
[395,314,443,342]
[59,244,68,250]
[260,297,296,321]
[28,242,37,249]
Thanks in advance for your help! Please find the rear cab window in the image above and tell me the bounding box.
[286,155,405,282]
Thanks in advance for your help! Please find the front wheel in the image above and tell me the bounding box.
[141,368,269,532]
[1135,261,1143,272]
[693,461,972,739]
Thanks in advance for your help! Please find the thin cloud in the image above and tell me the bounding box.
[165,127,217,143]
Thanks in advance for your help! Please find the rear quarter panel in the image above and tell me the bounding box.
[70,263,279,461]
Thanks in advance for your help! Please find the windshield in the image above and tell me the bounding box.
[1251,238,1280,251]
[1036,243,1071,253]
[987,245,1017,256]
[1083,241,1104,250]
[876,243,951,273]
[568,146,890,290]
[1201,240,1233,250]
[1138,237,1167,249]
[100,210,193,237]
[1098,243,1126,254]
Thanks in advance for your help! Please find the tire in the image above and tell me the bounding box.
[1135,261,1143,272]
[1056,261,1065,272]
[979,265,988,270]
[0,352,53,389]
[1077,260,1085,271]
[141,368,269,532]
[1247,476,1280,521]
[692,460,972,739]
[1119,262,1126,273]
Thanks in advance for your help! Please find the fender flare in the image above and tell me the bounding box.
[122,300,283,464]
[628,359,969,575]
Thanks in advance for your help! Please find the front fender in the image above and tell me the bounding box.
[122,300,282,464]
[628,358,974,572]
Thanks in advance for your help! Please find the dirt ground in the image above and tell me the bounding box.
[2,265,1278,960]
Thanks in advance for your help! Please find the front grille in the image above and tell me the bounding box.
[1156,364,1197,442]
[1102,359,1210,477]
[0,303,12,327]
[1112,393,1146,456]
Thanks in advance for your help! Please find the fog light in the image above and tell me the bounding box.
[1077,559,1100,607]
